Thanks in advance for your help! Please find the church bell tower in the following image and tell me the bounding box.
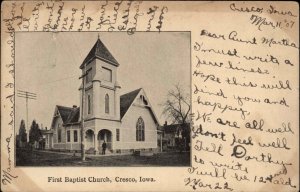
[79,36,121,122]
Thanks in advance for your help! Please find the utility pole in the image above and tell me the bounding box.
[17,90,37,143]
[79,63,88,161]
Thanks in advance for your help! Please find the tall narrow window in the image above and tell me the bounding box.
[74,130,78,142]
[116,129,120,141]
[58,129,62,143]
[136,117,145,141]
[67,130,70,142]
[87,95,91,114]
[105,94,109,114]
[85,68,92,83]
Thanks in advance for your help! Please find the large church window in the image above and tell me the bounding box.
[105,94,109,114]
[102,67,112,82]
[87,95,91,114]
[136,117,145,141]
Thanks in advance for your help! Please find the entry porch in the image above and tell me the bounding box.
[85,129,113,154]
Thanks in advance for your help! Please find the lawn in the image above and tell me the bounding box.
[16,148,191,167]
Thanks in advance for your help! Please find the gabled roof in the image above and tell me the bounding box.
[120,88,160,125]
[163,124,181,133]
[65,107,80,124]
[120,88,142,119]
[162,123,190,133]
[56,105,80,125]
[56,105,73,124]
[52,89,159,125]
[80,38,119,68]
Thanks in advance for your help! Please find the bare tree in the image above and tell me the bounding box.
[161,84,191,125]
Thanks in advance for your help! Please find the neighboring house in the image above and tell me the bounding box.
[38,132,46,150]
[158,122,191,151]
[45,37,160,154]
[42,128,54,149]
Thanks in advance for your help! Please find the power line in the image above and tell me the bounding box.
[38,75,78,86]
[17,90,37,96]
[17,91,37,99]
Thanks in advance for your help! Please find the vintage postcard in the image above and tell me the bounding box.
[1,1,299,192]
[14,31,191,167]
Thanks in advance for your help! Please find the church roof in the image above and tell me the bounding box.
[80,38,119,69]
[65,107,80,124]
[53,88,158,124]
[54,88,141,124]
[56,105,80,125]
[57,105,73,124]
[120,88,142,119]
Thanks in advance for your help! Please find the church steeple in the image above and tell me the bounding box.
[80,37,119,69]
[79,36,121,121]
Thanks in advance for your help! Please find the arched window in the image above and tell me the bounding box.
[105,94,109,114]
[87,95,91,114]
[136,117,145,141]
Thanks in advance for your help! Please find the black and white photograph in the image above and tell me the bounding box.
[15,32,191,167]
[1,1,299,192]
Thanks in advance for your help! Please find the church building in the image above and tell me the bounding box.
[44,37,160,154]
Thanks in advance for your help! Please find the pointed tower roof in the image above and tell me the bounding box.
[80,38,119,69]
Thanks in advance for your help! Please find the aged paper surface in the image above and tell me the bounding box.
[1,1,299,192]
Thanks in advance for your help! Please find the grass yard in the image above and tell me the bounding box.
[16,148,190,167]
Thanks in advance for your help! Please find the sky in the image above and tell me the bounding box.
[15,32,190,133]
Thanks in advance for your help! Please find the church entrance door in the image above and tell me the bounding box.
[98,129,112,151]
